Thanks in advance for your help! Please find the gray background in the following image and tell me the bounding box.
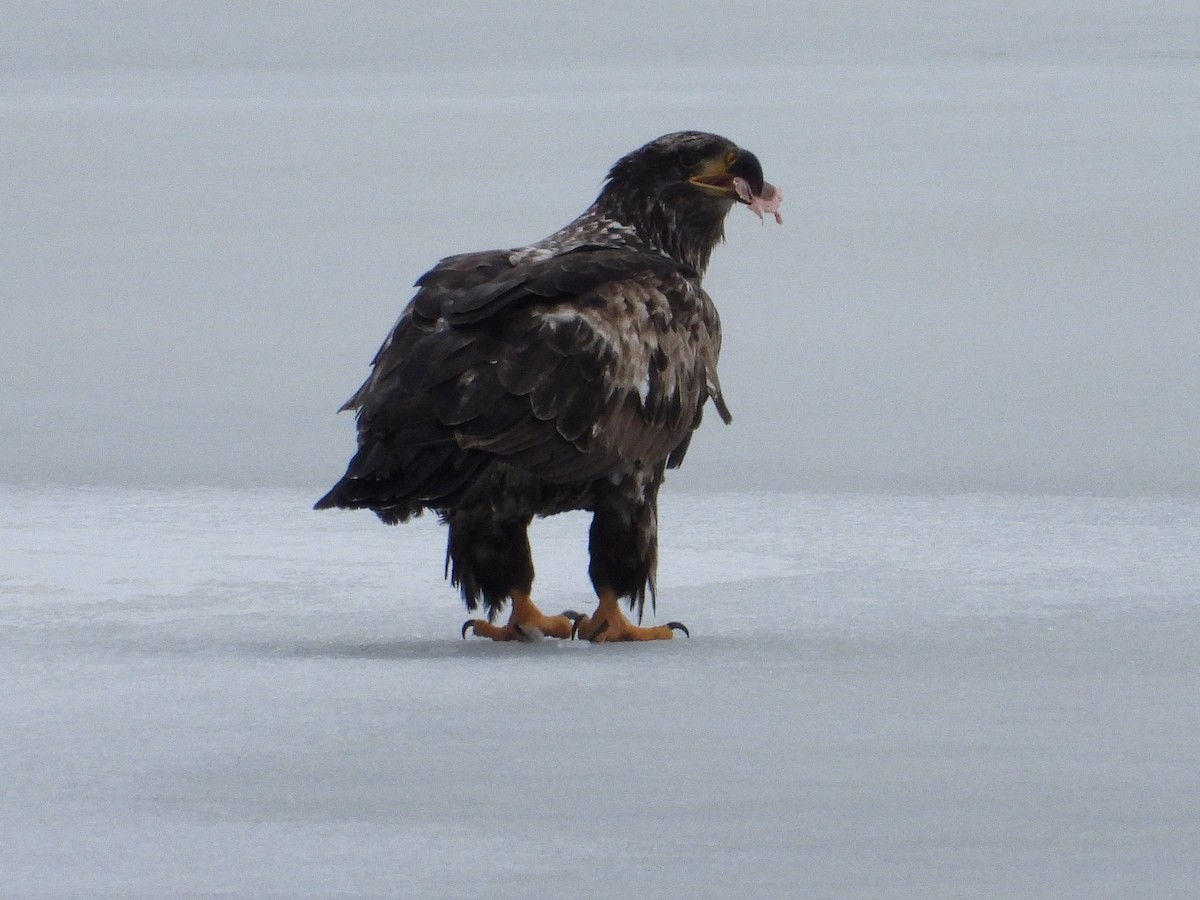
[3,1,1198,493]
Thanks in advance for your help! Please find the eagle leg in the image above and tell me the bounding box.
[462,591,578,641]
[572,589,688,642]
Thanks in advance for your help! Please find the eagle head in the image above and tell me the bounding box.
[595,131,781,273]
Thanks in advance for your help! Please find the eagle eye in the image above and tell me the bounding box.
[678,149,701,170]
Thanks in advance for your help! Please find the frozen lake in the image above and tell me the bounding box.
[3,486,1198,897]
[4,3,1199,895]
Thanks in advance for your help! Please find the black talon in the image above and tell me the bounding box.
[563,610,583,640]
[512,623,529,642]
[667,621,690,638]
[590,620,610,641]
[461,620,476,640]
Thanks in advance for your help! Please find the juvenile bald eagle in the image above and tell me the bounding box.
[316,131,781,641]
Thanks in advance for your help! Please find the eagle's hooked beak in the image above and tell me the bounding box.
[688,148,766,201]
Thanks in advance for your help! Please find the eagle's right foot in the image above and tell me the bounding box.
[461,591,578,641]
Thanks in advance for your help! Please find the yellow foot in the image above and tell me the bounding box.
[461,591,578,642]
[571,590,689,642]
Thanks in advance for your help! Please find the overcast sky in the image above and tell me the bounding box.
[2,2,1197,493]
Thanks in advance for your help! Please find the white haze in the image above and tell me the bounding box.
[2,2,1198,493]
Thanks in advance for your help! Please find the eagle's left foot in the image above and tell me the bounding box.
[461,591,578,641]
[571,590,688,642]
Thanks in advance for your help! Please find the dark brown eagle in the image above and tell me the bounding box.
[316,131,781,642]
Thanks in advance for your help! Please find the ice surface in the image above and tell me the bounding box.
[2,486,1199,898]
[3,4,1199,896]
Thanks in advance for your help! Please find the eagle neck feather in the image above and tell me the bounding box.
[587,190,728,275]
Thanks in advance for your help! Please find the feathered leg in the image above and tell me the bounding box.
[448,514,575,641]
[573,470,688,642]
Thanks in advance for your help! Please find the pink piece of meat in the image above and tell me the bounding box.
[734,177,783,224]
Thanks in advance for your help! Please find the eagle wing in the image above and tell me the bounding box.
[322,245,729,513]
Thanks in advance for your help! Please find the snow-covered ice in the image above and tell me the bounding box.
[3,2,1199,896]
[3,486,1198,898]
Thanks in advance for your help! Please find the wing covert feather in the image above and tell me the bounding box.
[343,246,727,489]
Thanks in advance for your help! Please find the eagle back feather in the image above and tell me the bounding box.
[340,241,727,501]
